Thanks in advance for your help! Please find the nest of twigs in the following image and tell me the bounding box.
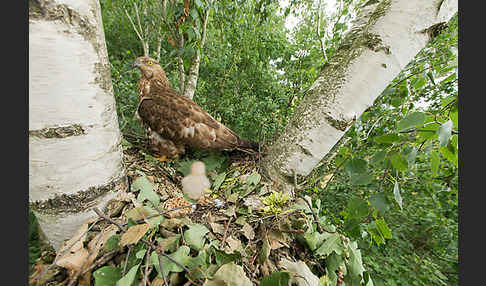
[29,144,348,286]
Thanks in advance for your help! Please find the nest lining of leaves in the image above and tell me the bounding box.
[30,143,368,286]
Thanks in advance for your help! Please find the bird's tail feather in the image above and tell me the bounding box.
[237,137,259,152]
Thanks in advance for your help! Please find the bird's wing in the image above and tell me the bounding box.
[137,88,243,150]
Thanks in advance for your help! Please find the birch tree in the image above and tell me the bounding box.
[123,0,212,100]
[261,0,458,188]
[29,0,125,250]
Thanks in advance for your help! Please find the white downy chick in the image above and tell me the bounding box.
[181,161,210,201]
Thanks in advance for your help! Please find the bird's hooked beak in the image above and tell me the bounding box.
[132,59,141,69]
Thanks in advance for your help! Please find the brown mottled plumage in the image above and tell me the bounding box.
[133,56,259,159]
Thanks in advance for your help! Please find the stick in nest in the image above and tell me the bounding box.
[92,207,191,274]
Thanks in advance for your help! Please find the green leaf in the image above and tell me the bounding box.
[437,120,453,147]
[374,133,400,144]
[370,150,387,166]
[344,159,373,185]
[105,234,120,251]
[396,112,426,132]
[214,249,241,265]
[325,252,346,285]
[347,241,365,282]
[176,159,195,176]
[194,0,203,9]
[393,181,403,210]
[210,262,253,286]
[441,72,456,83]
[390,153,408,172]
[344,218,361,238]
[201,152,226,172]
[369,193,389,214]
[426,71,436,85]
[93,266,122,286]
[368,226,385,246]
[350,172,373,185]
[135,249,147,259]
[450,110,458,128]
[303,231,331,251]
[116,263,140,286]
[150,246,192,277]
[260,271,291,286]
[375,218,392,239]
[439,145,458,168]
[246,172,261,185]
[156,235,181,253]
[259,235,271,264]
[212,172,227,191]
[405,147,418,166]
[133,176,160,206]
[347,197,369,219]
[418,123,440,141]
[430,151,440,175]
[184,224,210,251]
[315,233,342,256]
[412,76,427,90]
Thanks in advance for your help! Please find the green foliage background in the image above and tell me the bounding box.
[98,0,458,284]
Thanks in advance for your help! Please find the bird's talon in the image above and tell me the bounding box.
[155,155,168,162]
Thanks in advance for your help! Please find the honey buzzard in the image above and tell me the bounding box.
[133,56,259,159]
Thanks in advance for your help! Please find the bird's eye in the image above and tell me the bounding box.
[148,61,153,66]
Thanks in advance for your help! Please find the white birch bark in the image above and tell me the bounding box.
[261,0,457,186]
[29,0,125,250]
[182,8,210,100]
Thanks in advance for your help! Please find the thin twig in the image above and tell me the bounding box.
[157,250,169,286]
[123,246,132,276]
[93,208,128,232]
[81,250,118,275]
[124,8,144,46]
[67,230,103,286]
[93,208,190,274]
[32,219,101,282]
[135,204,196,223]
[144,245,151,286]
[298,194,324,233]
[221,217,233,248]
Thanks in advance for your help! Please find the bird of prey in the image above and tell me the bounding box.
[132,56,259,160]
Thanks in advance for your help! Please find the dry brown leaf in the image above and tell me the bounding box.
[57,222,88,256]
[268,230,289,250]
[151,277,166,286]
[160,217,192,229]
[55,221,91,276]
[225,236,243,254]
[119,223,150,247]
[146,175,155,184]
[125,206,155,221]
[241,223,255,240]
[56,247,89,273]
[116,190,136,203]
[210,222,225,235]
[227,193,238,203]
[223,205,236,217]
[85,224,119,267]
[320,174,334,189]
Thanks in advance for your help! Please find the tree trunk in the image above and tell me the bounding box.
[177,34,186,94]
[29,0,126,250]
[183,8,210,100]
[261,0,457,187]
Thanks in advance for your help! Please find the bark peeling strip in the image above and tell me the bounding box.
[29,124,86,139]
[29,0,113,95]
[30,175,127,215]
